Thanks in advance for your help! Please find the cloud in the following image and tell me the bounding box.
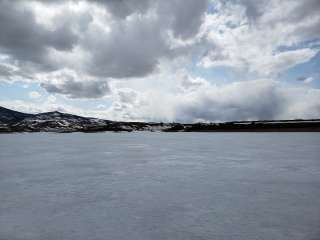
[105,75,320,122]
[0,0,320,122]
[83,13,170,78]
[0,97,109,119]
[39,69,110,99]
[41,80,110,99]
[175,79,286,122]
[200,0,320,76]
[0,0,208,80]
[177,80,320,122]
[297,76,314,84]
[90,0,153,19]
[29,91,41,99]
[3,73,320,122]
[160,0,209,39]
[106,88,149,121]
[250,48,318,76]
[88,0,208,39]
[0,99,67,114]
[178,71,209,92]
[0,64,13,78]
[0,1,78,71]
[81,0,209,78]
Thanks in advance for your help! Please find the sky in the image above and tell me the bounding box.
[0,0,319,122]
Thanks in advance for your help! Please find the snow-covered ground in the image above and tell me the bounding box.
[0,133,319,240]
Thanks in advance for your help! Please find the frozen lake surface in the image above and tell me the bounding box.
[0,132,320,240]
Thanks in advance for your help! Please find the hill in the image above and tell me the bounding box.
[0,106,319,133]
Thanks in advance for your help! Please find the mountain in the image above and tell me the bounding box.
[0,106,33,124]
[11,111,110,132]
[0,107,170,133]
[0,106,320,133]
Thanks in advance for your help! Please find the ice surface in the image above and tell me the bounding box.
[0,133,320,240]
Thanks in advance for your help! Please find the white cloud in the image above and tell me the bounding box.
[47,95,57,103]
[2,74,320,122]
[250,48,318,76]
[0,0,320,122]
[304,78,314,84]
[29,91,41,99]
[200,0,320,76]
[101,72,320,122]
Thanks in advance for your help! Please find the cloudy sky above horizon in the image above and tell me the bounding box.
[0,0,319,122]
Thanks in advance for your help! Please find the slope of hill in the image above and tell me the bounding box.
[0,106,33,124]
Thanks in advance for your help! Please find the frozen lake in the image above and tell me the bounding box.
[0,133,320,240]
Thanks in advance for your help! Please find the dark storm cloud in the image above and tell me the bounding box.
[0,63,33,81]
[41,79,110,99]
[93,0,209,39]
[91,0,152,18]
[82,0,209,78]
[0,0,209,99]
[81,0,209,78]
[83,15,169,78]
[0,0,209,82]
[218,0,268,23]
[297,76,307,81]
[0,0,78,71]
[176,80,286,122]
[159,0,208,39]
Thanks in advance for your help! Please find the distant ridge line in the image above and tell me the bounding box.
[0,106,320,132]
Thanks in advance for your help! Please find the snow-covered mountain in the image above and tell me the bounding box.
[1,106,320,133]
[0,107,170,132]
